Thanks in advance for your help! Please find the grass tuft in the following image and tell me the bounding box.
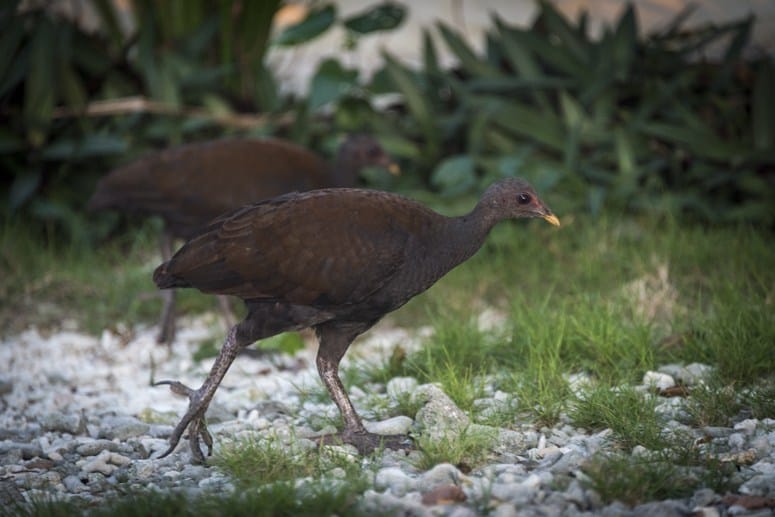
[414,426,497,473]
[569,385,664,451]
[213,433,367,487]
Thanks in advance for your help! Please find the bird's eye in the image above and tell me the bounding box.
[517,193,532,205]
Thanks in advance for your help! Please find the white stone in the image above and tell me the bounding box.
[733,419,758,434]
[386,377,419,399]
[642,371,676,391]
[374,467,417,496]
[418,463,466,492]
[364,416,413,436]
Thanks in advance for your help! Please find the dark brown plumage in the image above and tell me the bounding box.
[89,134,394,343]
[153,178,560,463]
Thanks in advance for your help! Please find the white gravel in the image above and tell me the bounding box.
[1,315,773,515]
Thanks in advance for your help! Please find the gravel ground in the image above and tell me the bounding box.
[1,314,774,516]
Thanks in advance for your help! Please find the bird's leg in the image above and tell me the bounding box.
[157,230,176,344]
[217,295,237,331]
[314,323,412,454]
[154,325,243,463]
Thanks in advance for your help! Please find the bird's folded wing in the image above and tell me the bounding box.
[165,191,413,306]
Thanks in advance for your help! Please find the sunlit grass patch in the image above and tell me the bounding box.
[569,385,665,451]
[213,432,368,487]
[582,450,727,507]
[414,425,497,473]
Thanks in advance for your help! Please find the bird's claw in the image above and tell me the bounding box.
[154,380,213,464]
[153,379,196,397]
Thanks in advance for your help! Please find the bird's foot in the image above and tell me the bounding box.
[153,380,213,464]
[317,430,413,455]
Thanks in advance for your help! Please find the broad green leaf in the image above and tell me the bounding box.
[437,22,501,78]
[201,93,234,117]
[713,17,753,90]
[0,46,27,100]
[633,74,691,124]
[273,4,336,46]
[9,171,41,211]
[559,91,584,129]
[371,132,421,160]
[366,65,394,95]
[467,76,573,93]
[639,122,746,162]
[58,62,88,113]
[753,62,775,150]
[344,2,405,34]
[422,29,441,79]
[499,27,589,81]
[563,123,580,172]
[157,56,181,106]
[255,61,280,112]
[238,0,281,55]
[659,4,697,37]
[0,130,24,154]
[431,155,477,196]
[614,128,637,188]
[482,127,521,154]
[308,58,358,110]
[181,16,219,58]
[468,111,491,155]
[494,16,541,77]
[0,17,25,85]
[610,4,637,80]
[382,52,439,157]
[587,186,605,216]
[475,96,565,151]
[41,134,128,160]
[91,0,125,48]
[24,17,55,147]
[722,16,752,63]
[535,0,590,64]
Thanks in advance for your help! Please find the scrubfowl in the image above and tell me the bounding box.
[89,134,395,343]
[152,178,560,463]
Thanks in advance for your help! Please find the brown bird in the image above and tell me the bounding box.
[152,178,560,463]
[89,134,395,343]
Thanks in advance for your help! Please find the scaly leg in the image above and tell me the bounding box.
[157,230,176,344]
[155,326,243,463]
[314,322,412,454]
[217,295,236,331]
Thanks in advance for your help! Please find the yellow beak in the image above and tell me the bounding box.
[543,213,561,227]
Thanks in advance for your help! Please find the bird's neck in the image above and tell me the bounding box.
[434,205,498,271]
[330,152,360,188]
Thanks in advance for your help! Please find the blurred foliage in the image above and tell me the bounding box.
[0,0,406,244]
[0,0,773,248]
[365,2,774,224]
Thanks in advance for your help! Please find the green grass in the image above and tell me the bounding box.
[581,448,734,507]
[213,433,368,487]
[569,385,665,451]
[4,211,773,509]
[685,380,743,427]
[414,425,497,473]
[0,219,217,336]
[13,481,375,517]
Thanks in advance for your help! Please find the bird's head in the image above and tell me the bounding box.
[338,134,400,179]
[480,178,560,226]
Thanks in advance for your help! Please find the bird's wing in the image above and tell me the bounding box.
[165,190,420,306]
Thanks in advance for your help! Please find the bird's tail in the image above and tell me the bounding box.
[153,262,190,289]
